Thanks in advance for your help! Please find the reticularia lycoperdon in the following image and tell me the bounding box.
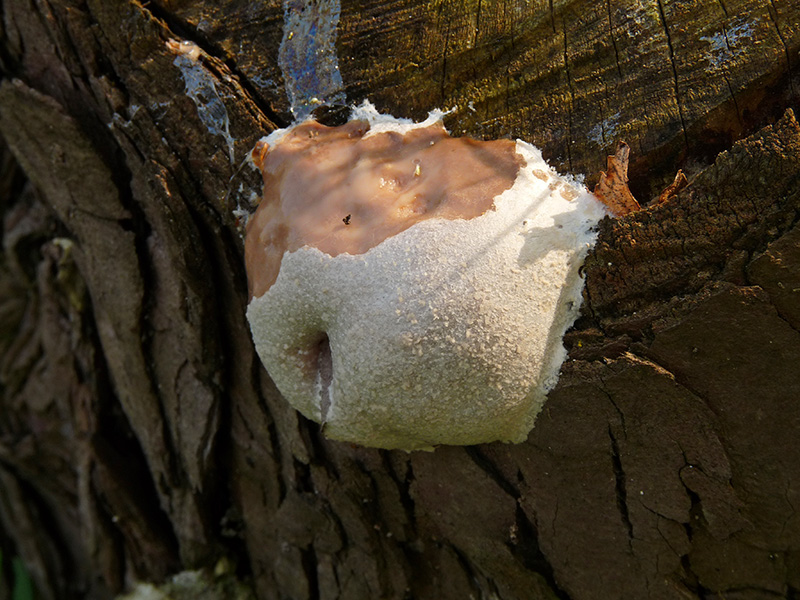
[245,104,608,451]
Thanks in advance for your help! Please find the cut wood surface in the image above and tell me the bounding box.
[0,1,798,599]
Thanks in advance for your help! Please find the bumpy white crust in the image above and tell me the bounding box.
[246,131,607,451]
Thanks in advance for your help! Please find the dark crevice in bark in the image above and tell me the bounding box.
[188,207,261,563]
[509,506,570,600]
[473,0,481,49]
[157,155,227,240]
[485,576,502,598]
[21,489,72,597]
[465,446,519,499]
[722,586,786,598]
[305,424,338,481]
[601,386,627,435]
[654,0,689,151]
[439,17,450,104]
[118,176,184,500]
[0,535,20,597]
[300,544,320,600]
[608,426,634,544]
[40,5,137,166]
[218,501,251,582]
[0,17,20,77]
[448,543,486,598]
[251,364,286,503]
[762,299,800,337]
[180,207,229,415]
[547,0,557,34]
[679,553,708,598]
[265,420,286,504]
[293,457,314,495]
[356,461,391,536]
[605,0,623,79]
[141,1,289,130]
[629,64,800,202]
[721,73,744,128]
[91,435,182,580]
[87,122,188,554]
[766,0,797,98]
[198,392,232,566]
[91,323,181,578]
[326,506,350,560]
[678,465,714,595]
[61,5,132,124]
[504,3,513,113]
[680,477,702,546]
[381,453,417,538]
[562,22,574,172]
[0,467,69,597]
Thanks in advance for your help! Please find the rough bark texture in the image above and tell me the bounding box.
[0,1,798,599]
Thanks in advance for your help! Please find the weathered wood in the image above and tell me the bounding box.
[0,1,798,599]
[335,0,799,195]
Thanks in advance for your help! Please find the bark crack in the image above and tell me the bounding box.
[562,22,574,171]
[382,454,417,538]
[767,0,798,99]
[300,544,321,600]
[139,1,289,128]
[110,157,185,497]
[714,2,744,127]
[655,0,689,150]
[473,0,482,49]
[511,506,571,600]
[448,544,486,596]
[548,0,557,34]
[439,0,451,104]
[465,446,519,499]
[606,0,623,79]
[464,449,569,598]
[608,426,634,548]
[722,73,744,128]
[505,1,514,112]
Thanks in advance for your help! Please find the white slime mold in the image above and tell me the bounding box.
[245,104,608,451]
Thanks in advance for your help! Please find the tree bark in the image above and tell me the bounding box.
[0,1,798,599]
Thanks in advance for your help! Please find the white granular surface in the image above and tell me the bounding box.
[247,107,607,450]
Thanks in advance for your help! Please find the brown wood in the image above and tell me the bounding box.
[0,1,798,598]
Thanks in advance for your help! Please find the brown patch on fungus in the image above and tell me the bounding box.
[245,120,523,299]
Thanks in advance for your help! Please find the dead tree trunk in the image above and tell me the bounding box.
[0,1,798,599]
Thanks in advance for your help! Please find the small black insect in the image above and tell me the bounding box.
[343,214,352,225]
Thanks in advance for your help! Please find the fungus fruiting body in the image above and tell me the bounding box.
[245,104,608,451]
